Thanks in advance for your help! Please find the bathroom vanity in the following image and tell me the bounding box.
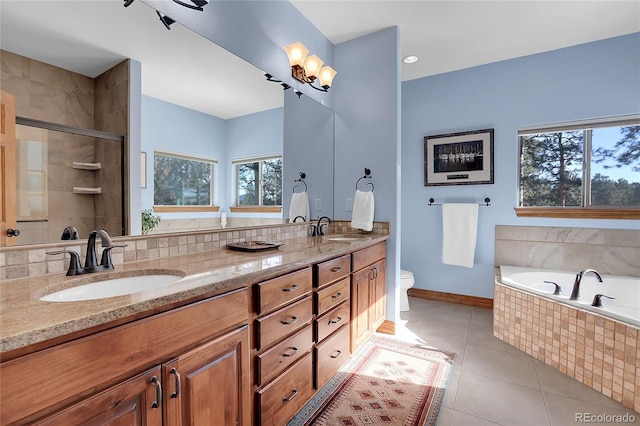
[0,233,388,425]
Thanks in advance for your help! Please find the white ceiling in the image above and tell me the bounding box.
[1,1,639,119]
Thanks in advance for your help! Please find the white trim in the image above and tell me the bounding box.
[518,114,640,135]
[231,153,282,165]
[154,149,218,163]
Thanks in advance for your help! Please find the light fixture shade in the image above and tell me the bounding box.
[303,55,324,78]
[283,42,309,68]
[318,66,337,88]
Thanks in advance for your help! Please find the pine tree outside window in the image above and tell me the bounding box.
[517,115,640,219]
[234,156,282,208]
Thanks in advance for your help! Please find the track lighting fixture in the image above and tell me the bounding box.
[157,11,175,30]
[172,0,208,11]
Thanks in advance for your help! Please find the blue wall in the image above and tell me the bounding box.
[401,33,640,299]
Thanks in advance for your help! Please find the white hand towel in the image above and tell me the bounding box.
[442,203,479,268]
[351,190,375,231]
[289,191,310,222]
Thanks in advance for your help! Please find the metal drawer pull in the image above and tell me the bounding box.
[283,347,298,357]
[328,316,342,325]
[281,316,298,325]
[170,368,181,398]
[283,284,298,292]
[151,376,162,408]
[331,292,343,299]
[330,266,342,273]
[330,350,342,359]
[283,389,299,402]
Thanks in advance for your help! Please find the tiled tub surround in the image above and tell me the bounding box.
[0,221,388,353]
[493,225,640,413]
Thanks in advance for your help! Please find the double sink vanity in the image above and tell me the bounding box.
[0,228,388,425]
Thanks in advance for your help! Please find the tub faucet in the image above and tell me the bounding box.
[292,215,306,223]
[570,269,603,301]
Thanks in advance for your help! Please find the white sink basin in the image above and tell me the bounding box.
[39,272,184,302]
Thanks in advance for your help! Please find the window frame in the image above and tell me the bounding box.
[515,115,640,220]
[152,149,219,213]
[231,154,283,213]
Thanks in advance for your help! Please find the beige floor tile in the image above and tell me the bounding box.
[543,392,640,426]
[534,359,629,410]
[454,371,550,426]
[450,410,504,425]
[462,345,540,389]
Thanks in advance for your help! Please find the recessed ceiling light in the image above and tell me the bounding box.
[403,55,419,64]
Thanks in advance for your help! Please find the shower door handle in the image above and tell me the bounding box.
[6,228,20,237]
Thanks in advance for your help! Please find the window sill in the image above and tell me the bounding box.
[229,206,282,213]
[515,207,640,220]
[154,205,220,213]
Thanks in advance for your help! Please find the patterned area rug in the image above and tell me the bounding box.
[289,334,455,426]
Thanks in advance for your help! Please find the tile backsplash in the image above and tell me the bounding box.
[495,226,640,277]
[0,221,389,281]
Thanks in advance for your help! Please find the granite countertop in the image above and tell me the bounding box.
[0,234,388,355]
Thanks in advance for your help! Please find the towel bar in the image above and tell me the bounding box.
[293,171,307,193]
[427,197,491,206]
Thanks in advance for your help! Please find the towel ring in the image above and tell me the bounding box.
[293,171,307,193]
[355,168,374,192]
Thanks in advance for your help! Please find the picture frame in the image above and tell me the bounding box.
[424,128,494,186]
[141,152,147,188]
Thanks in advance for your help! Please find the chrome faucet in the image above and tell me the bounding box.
[570,269,603,301]
[292,215,306,223]
[315,216,332,236]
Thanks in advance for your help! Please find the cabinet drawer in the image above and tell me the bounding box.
[352,242,386,271]
[315,300,350,343]
[316,254,350,288]
[256,296,312,350]
[315,277,350,315]
[257,353,314,426]
[256,267,312,315]
[257,324,313,386]
[315,325,350,390]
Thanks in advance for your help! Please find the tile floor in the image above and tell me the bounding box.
[396,297,639,426]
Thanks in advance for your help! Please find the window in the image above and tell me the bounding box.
[233,156,282,209]
[517,115,640,219]
[153,150,217,211]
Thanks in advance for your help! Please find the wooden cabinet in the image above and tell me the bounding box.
[253,267,314,425]
[1,288,250,425]
[350,242,387,353]
[162,325,251,426]
[34,366,163,425]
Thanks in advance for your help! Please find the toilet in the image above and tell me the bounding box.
[399,269,415,311]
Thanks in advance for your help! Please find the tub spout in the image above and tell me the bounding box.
[570,269,603,301]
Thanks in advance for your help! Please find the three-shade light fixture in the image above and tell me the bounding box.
[282,42,337,92]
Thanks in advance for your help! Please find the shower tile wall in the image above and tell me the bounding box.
[1,50,127,244]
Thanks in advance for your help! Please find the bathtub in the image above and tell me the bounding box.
[499,265,640,327]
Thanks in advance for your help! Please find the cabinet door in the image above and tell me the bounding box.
[34,366,162,426]
[164,325,251,426]
[372,259,387,330]
[350,267,372,353]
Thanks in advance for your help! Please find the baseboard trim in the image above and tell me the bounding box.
[376,320,395,335]
[407,288,493,309]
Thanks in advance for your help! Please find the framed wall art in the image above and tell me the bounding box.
[424,128,494,186]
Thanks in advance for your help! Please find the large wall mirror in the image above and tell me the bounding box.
[1,0,334,246]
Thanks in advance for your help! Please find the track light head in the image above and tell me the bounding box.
[123,0,134,7]
[156,11,175,30]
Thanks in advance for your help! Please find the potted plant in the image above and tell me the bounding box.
[141,209,161,235]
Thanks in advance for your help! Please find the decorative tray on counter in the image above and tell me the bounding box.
[226,241,284,252]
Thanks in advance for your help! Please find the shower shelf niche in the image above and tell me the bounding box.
[73,187,102,195]
[72,162,101,170]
